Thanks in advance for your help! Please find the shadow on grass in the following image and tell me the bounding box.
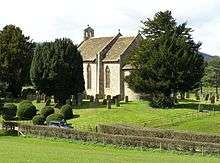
[174,103,220,111]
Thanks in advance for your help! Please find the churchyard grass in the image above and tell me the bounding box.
[0,136,219,163]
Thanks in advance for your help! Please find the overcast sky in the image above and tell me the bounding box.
[1,0,220,55]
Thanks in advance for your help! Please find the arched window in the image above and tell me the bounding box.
[105,66,110,88]
[87,64,92,89]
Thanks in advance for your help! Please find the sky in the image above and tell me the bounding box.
[1,0,220,56]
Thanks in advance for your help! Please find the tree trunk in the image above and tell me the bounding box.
[216,86,219,101]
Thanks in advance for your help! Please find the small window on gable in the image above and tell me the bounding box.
[87,64,92,89]
[105,66,110,88]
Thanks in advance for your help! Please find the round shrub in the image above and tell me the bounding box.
[40,106,54,118]
[46,113,64,124]
[17,100,37,120]
[60,104,73,120]
[32,115,45,125]
[2,103,17,120]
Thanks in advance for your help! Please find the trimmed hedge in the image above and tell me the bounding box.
[17,100,37,120]
[32,115,45,125]
[46,113,64,124]
[98,124,220,144]
[40,106,54,118]
[2,103,17,120]
[60,104,73,120]
[18,124,220,154]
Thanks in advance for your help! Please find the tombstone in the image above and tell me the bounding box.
[195,92,200,100]
[66,99,72,106]
[115,97,120,107]
[125,96,129,103]
[106,95,111,100]
[205,94,209,101]
[71,95,76,105]
[107,99,111,109]
[90,95,94,103]
[210,95,215,104]
[77,93,83,106]
[45,97,51,106]
[95,94,99,103]
[185,92,190,99]
[36,95,41,103]
[102,99,107,105]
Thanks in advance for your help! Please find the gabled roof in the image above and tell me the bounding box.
[78,37,113,61]
[102,36,135,62]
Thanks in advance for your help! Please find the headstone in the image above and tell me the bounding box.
[205,94,209,101]
[102,99,107,105]
[125,96,129,103]
[210,95,215,104]
[115,97,120,107]
[90,95,94,103]
[77,93,83,106]
[95,94,99,103]
[186,92,190,99]
[107,99,111,109]
[66,99,72,105]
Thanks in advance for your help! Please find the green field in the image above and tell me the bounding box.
[0,136,219,163]
[68,100,220,134]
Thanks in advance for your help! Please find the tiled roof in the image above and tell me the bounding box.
[102,36,135,61]
[78,37,113,61]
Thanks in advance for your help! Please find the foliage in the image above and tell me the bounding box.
[149,95,174,108]
[46,113,64,124]
[0,25,35,97]
[126,11,204,107]
[17,100,37,120]
[40,106,54,118]
[60,104,73,120]
[32,115,45,125]
[21,88,36,99]
[2,103,17,120]
[30,38,84,105]
[202,56,220,98]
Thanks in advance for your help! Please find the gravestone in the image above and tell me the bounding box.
[95,94,99,103]
[77,93,83,106]
[107,99,111,109]
[90,95,94,103]
[115,95,120,107]
[125,96,129,103]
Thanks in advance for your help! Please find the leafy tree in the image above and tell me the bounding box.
[126,11,205,107]
[202,56,220,99]
[0,25,34,97]
[30,38,84,105]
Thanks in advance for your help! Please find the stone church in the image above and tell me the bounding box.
[78,26,143,100]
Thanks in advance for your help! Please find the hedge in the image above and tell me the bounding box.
[18,124,220,154]
[2,103,17,120]
[17,100,37,120]
[40,106,54,118]
[98,124,220,144]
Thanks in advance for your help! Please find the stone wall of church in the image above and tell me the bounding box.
[83,62,97,96]
[103,63,121,97]
[123,70,140,100]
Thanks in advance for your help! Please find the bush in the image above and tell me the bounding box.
[60,104,73,120]
[46,113,64,124]
[21,88,36,99]
[40,106,54,118]
[17,100,37,120]
[150,95,174,108]
[2,103,17,120]
[32,115,45,125]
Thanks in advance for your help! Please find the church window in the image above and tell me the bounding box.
[87,64,92,89]
[106,66,110,88]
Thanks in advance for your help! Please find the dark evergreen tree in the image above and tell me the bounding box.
[0,25,34,97]
[30,38,84,105]
[126,11,205,107]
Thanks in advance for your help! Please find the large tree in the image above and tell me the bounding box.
[0,25,34,97]
[126,11,205,107]
[202,56,220,99]
[30,38,84,105]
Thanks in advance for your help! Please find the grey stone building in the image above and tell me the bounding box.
[78,26,143,100]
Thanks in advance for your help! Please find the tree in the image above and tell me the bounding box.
[126,11,205,107]
[202,56,220,99]
[30,38,84,105]
[0,25,34,97]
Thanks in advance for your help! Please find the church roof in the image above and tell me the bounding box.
[103,36,135,62]
[78,37,113,61]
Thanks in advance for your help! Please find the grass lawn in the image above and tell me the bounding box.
[68,100,220,134]
[0,136,219,163]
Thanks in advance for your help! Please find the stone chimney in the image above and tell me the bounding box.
[84,25,94,40]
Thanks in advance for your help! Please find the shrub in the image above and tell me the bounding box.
[32,115,45,125]
[17,100,37,120]
[150,95,174,108]
[2,103,17,120]
[66,99,72,105]
[46,113,64,124]
[40,106,54,118]
[45,98,51,106]
[21,88,36,99]
[60,104,73,120]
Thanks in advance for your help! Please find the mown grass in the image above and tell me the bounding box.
[0,136,219,163]
[68,100,220,134]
